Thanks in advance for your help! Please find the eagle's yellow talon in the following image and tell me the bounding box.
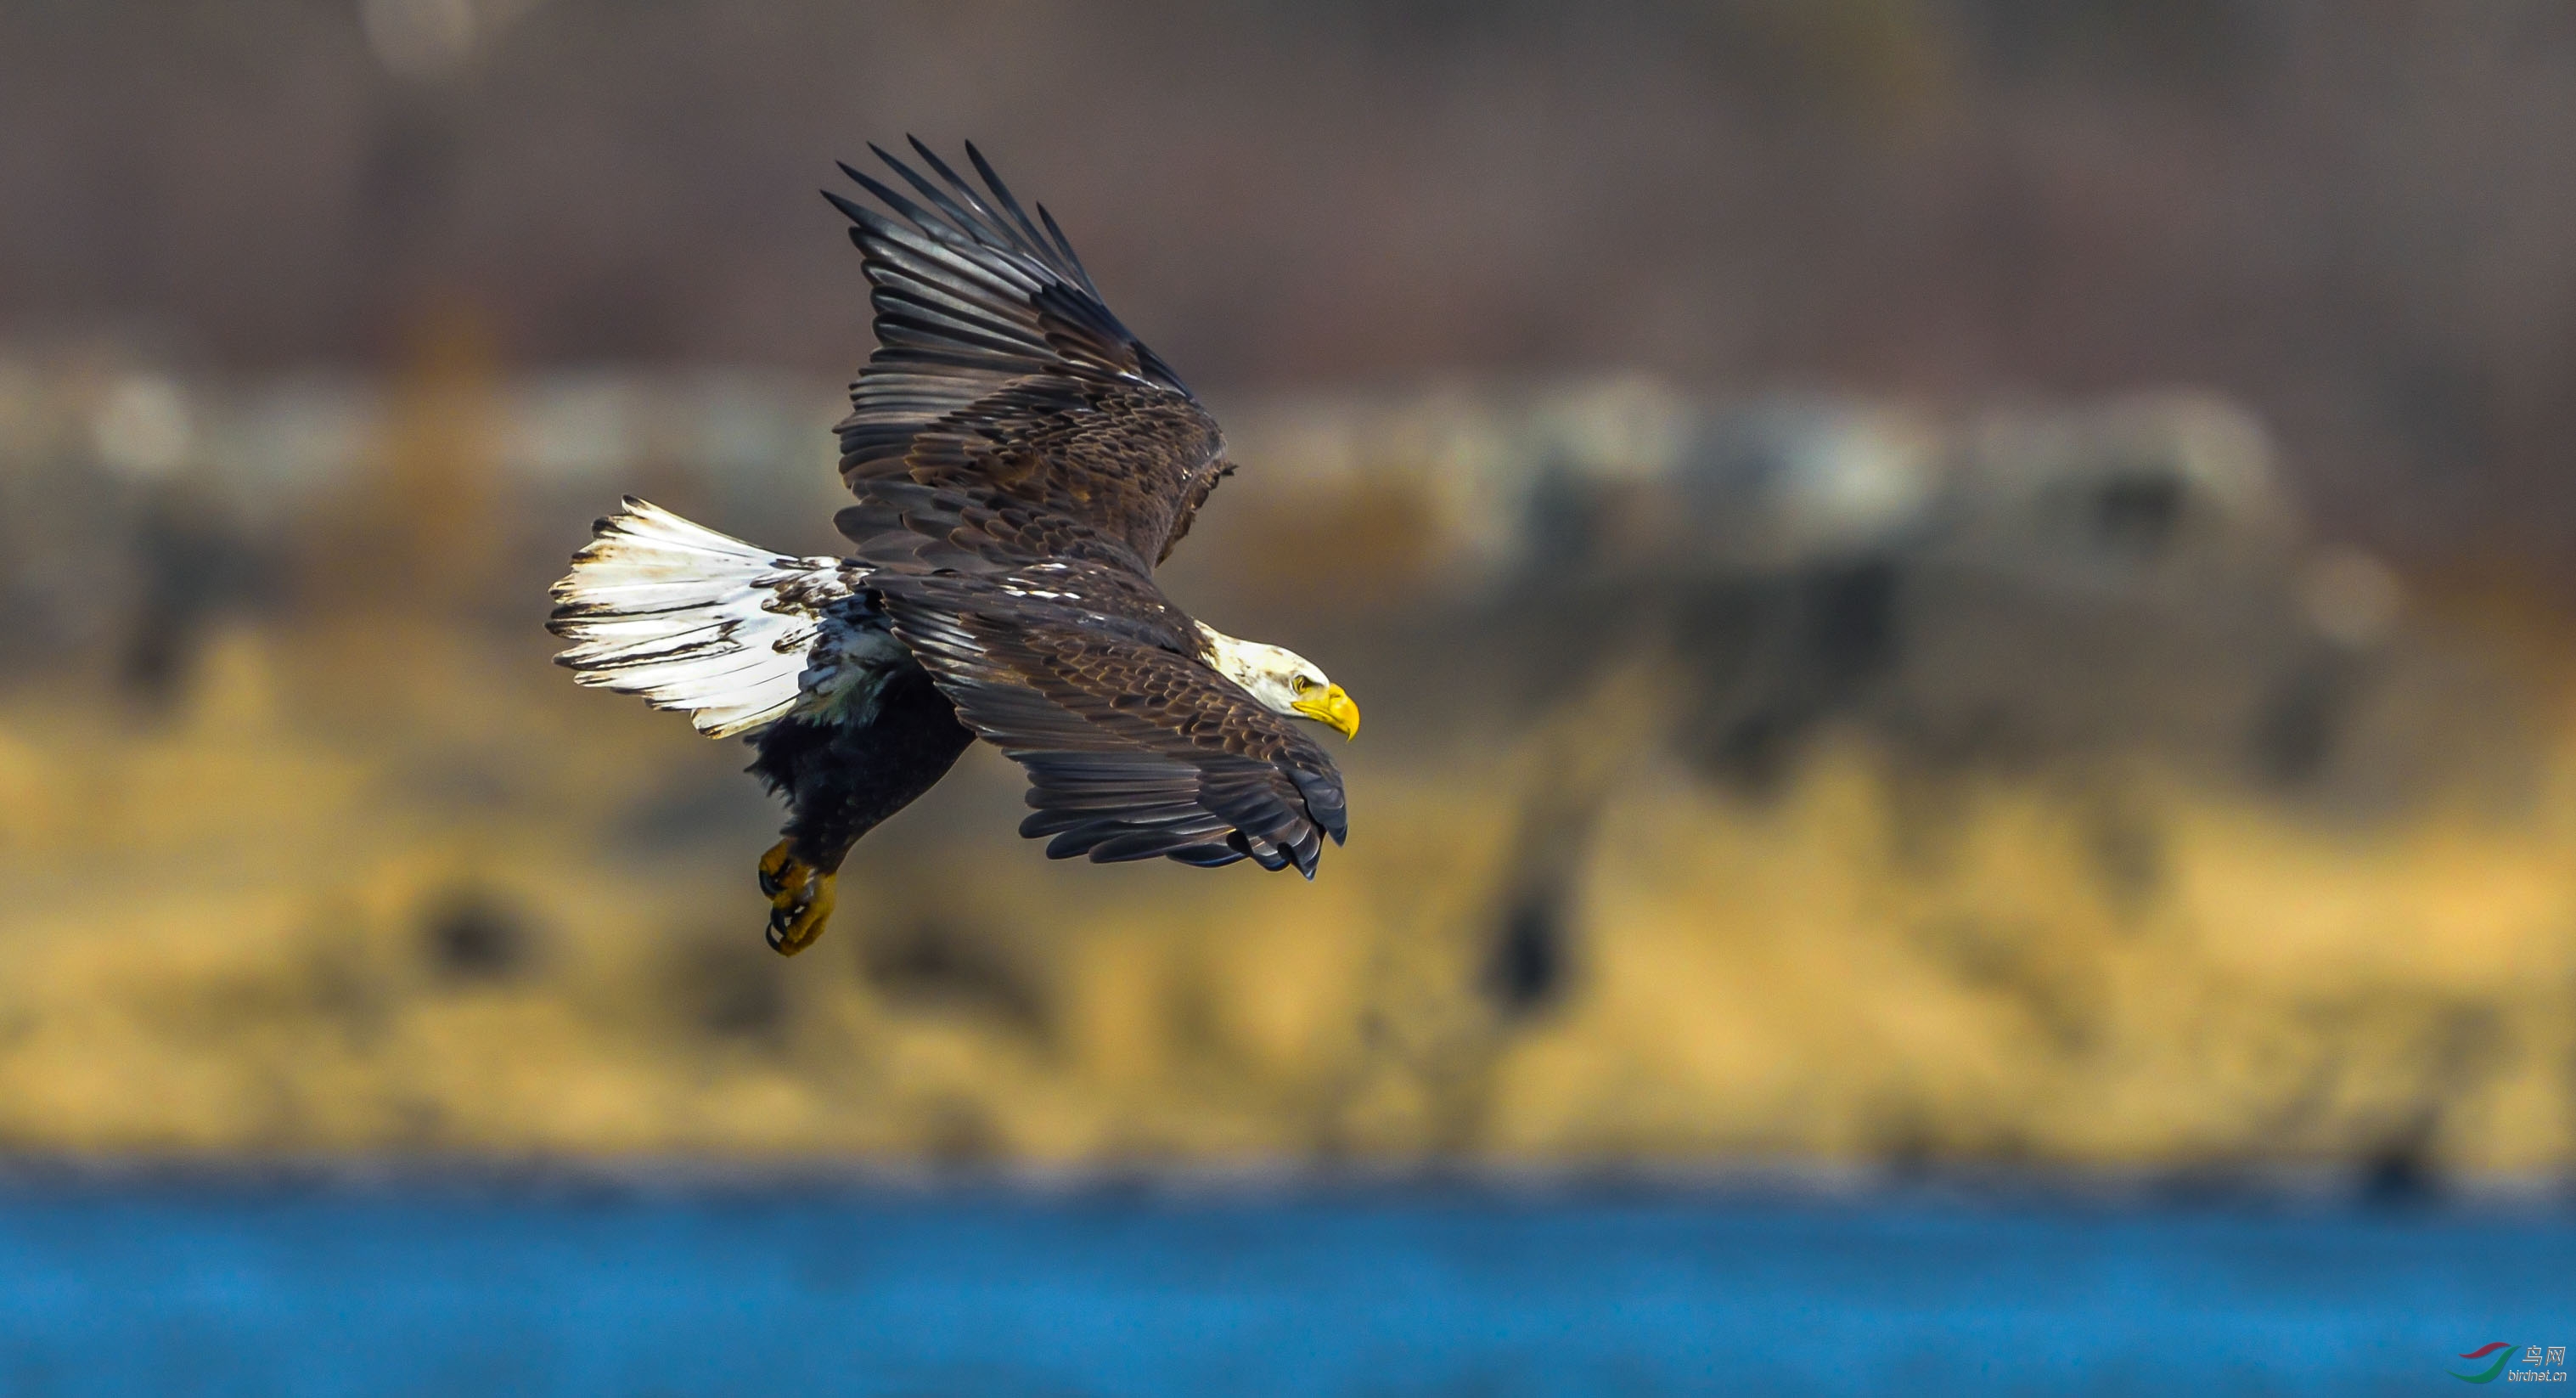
[757,840,795,899]
[759,840,835,956]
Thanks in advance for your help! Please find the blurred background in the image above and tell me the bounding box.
[3,1,2575,1390]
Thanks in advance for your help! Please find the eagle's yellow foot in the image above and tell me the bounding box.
[759,840,836,956]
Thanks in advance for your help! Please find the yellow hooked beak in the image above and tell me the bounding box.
[1292,683,1361,741]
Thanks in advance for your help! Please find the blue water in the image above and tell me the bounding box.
[0,1178,2560,1395]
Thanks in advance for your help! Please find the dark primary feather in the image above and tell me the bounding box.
[824,141,1231,576]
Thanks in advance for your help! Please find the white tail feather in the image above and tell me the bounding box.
[548,498,850,740]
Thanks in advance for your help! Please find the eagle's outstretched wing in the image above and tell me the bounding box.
[820,143,1346,877]
[824,140,1231,577]
[871,566,1348,877]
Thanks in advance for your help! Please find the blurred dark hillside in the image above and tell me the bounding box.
[7,0,2576,577]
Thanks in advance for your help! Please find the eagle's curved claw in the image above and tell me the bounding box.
[759,840,836,956]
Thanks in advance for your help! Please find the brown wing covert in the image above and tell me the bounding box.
[875,575,1348,877]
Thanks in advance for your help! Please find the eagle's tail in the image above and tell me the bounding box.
[546,497,848,740]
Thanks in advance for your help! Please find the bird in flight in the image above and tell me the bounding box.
[548,141,1358,955]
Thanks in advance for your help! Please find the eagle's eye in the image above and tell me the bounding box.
[1292,675,1317,696]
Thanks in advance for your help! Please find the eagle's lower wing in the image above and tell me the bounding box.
[875,580,1348,877]
[824,141,1230,577]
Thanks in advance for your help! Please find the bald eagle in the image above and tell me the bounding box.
[547,141,1358,955]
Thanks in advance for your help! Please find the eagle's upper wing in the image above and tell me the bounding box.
[870,567,1349,877]
[824,141,1231,577]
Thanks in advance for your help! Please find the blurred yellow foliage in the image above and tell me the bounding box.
[0,609,2569,1178]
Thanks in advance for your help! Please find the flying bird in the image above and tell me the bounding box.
[548,141,1358,955]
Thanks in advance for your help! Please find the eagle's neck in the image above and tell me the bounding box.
[1193,621,1252,673]
[1193,622,1302,719]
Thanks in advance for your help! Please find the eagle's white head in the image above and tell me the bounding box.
[1196,623,1360,741]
